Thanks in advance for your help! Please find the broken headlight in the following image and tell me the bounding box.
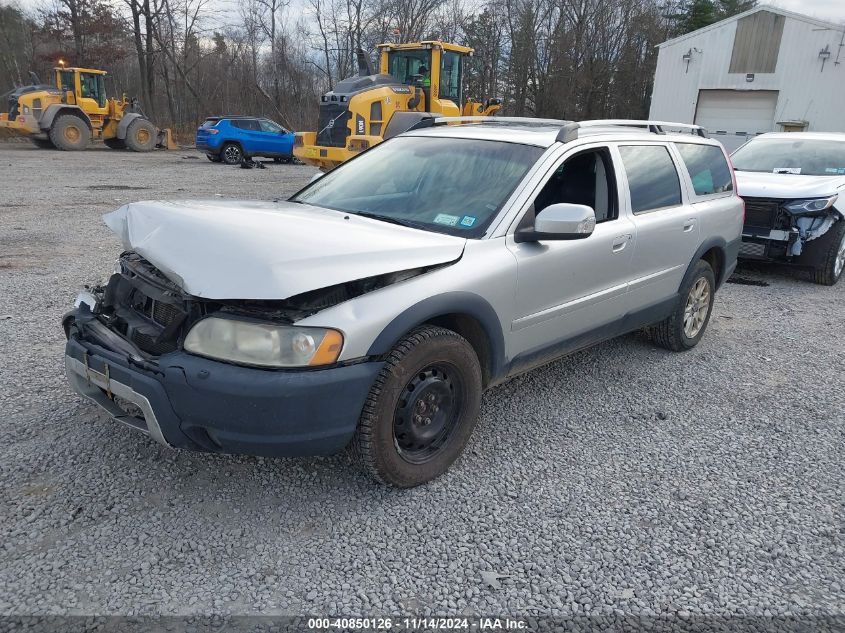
[784,195,838,215]
[183,317,343,368]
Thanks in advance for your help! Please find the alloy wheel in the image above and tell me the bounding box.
[835,232,845,278]
[224,145,242,163]
[683,277,711,338]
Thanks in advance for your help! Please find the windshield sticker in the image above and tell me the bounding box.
[434,213,460,226]
[773,167,801,174]
[824,167,845,174]
[460,216,477,227]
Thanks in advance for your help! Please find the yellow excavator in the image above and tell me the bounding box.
[0,66,176,151]
[294,41,501,170]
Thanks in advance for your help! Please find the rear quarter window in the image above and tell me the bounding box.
[618,145,682,214]
[201,118,220,128]
[675,143,733,196]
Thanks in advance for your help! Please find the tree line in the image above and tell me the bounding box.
[0,0,754,135]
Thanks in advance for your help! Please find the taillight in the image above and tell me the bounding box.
[207,129,219,135]
[724,147,744,224]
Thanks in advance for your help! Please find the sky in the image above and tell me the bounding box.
[7,0,844,28]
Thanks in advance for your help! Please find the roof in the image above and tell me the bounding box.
[404,118,721,148]
[657,5,845,49]
[377,41,474,55]
[753,132,845,141]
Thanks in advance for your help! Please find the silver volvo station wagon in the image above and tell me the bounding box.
[63,118,744,487]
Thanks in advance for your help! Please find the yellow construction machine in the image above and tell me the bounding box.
[294,41,501,170]
[0,66,177,151]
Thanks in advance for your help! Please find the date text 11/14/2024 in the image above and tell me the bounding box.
[307,617,528,630]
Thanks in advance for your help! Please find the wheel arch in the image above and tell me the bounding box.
[116,112,144,140]
[681,238,728,291]
[366,292,506,387]
[41,104,91,131]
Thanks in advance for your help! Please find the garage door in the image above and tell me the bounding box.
[694,90,778,152]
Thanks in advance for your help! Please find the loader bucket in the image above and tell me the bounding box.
[156,128,178,150]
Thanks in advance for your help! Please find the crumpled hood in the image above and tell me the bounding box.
[735,171,845,199]
[103,199,466,300]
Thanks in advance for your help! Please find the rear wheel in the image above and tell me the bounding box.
[31,137,54,149]
[125,118,157,152]
[221,143,243,165]
[811,221,845,286]
[49,114,91,151]
[104,137,126,150]
[353,326,482,487]
[649,259,715,352]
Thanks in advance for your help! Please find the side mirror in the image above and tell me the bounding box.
[515,203,596,243]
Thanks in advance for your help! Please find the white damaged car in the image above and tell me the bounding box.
[732,132,845,285]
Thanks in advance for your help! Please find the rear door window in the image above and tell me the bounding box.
[618,145,682,214]
[675,143,733,195]
[232,119,260,131]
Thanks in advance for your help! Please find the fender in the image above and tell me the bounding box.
[117,113,144,140]
[40,104,91,131]
[366,291,507,382]
[680,236,735,291]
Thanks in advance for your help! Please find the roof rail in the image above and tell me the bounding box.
[403,115,706,143]
[579,119,708,137]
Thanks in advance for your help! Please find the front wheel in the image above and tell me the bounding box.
[811,221,845,286]
[125,118,157,152]
[649,259,715,352]
[353,326,482,487]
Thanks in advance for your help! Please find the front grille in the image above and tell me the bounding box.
[316,103,351,147]
[739,241,766,257]
[743,197,785,230]
[131,331,178,355]
[153,301,181,326]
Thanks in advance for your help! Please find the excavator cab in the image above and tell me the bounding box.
[294,40,502,170]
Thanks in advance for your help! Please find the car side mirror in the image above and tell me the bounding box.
[515,203,596,243]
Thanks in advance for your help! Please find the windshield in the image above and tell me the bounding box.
[291,136,543,237]
[732,138,845,176]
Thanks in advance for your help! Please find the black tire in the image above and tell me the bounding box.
[810,220,845,286]
[125,118,157,152]
[353,325,482,487]
[30,137,54,149]
[49,114,91,151]
[221,143,243,165]
[104,137,126,150]
[649,259,715,352]
[206,154,222,163]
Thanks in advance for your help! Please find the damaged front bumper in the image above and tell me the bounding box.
[64,307,383,457]
[739,196,841,262]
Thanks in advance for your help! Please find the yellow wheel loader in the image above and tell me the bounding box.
[0,67,177,151]
[294,41,501,170]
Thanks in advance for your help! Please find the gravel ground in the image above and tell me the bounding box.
[0,144,843,625]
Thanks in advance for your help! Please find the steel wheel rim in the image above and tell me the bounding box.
[393,363,464,464]
[224,146,241,162]
[683,277,711,338]
[137,128,151,144]
[65,126,80,142]
[835,232,845,278]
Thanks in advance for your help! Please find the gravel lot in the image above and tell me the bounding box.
[0,144,843,625]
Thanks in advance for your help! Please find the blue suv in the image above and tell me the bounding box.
[196,116,295,165]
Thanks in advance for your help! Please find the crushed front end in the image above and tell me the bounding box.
[738,195,841,262]
[62,253,382,457]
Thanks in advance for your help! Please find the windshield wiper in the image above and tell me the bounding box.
[352,211,425,230]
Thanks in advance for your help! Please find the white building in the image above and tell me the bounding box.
[648,5,845,151]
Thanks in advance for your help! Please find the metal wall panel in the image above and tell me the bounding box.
[729,12,785,74]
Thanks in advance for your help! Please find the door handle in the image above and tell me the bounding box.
[611,234,631,252]
[683,218,697,232]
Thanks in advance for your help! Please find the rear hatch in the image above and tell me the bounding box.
[195,117,221,148]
